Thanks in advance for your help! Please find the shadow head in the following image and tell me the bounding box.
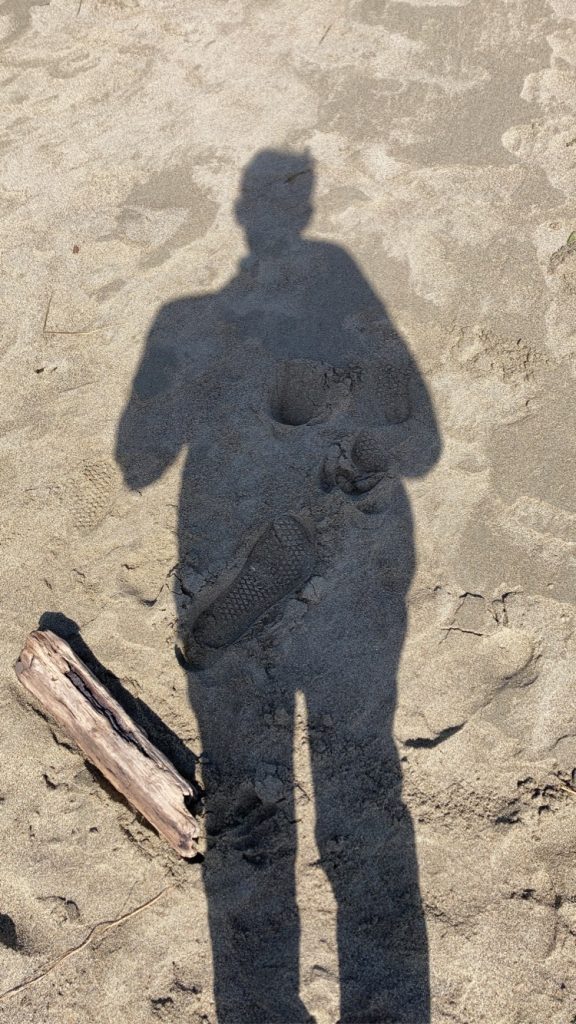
[234,148,315,254]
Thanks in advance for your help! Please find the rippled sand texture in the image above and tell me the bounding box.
[2,1,576,1022]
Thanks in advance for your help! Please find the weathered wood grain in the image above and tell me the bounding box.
[14,630,200,858]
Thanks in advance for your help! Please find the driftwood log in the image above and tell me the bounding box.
[14,630,200,858]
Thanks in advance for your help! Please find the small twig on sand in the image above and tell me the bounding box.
[42,289,126,336]
[43,324,126,336]
[555,777,576,798]
[0,886,172,1002]
[42,291,54,335]
[318,23,333,45]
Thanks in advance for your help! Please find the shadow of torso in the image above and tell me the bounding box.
[117,237,440,1024]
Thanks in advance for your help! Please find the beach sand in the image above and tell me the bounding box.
[1,1,576,1021]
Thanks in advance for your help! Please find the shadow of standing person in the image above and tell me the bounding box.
[116,149,441,1024]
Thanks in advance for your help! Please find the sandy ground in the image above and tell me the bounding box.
[2,0,576,1021]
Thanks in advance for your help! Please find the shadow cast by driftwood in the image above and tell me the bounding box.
[38,612,202,809]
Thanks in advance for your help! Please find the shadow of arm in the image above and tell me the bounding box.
[115,305,185,491]
[316,244,442,492]
[394,353,442,479]
[337,252,441,482]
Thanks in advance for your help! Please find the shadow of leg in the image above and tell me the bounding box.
[303,588,430,1024]
[189,673,314,1023]
[313,734,430,1024]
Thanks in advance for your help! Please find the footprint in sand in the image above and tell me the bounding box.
[184,514,316,664]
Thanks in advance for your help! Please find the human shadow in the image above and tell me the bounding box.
[115,149,441,1024]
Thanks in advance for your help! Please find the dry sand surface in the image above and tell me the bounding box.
[2,0,576,1021]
